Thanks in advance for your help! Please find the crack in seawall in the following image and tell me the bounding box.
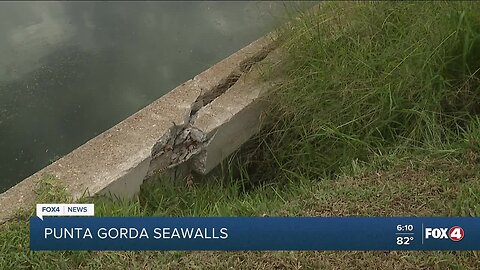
[147,46,273,180]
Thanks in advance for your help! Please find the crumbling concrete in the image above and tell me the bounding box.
[191,50,284,174]
[0,32,280,224]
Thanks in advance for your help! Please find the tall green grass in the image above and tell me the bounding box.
[256,2,480,181]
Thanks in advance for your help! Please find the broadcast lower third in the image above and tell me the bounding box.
[36,204,95,220]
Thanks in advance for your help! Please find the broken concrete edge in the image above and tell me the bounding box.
[191,49,285,174]
[146,47,285,181]
[0,32,281,224]
[144,37,281,179]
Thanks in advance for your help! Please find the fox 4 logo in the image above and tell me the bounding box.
[425,226,464,241]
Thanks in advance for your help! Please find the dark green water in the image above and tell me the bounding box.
[0,1,313,192]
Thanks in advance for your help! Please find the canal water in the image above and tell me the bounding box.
[0,2,311,192]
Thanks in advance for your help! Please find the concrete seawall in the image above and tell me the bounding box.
[0,33,282,223]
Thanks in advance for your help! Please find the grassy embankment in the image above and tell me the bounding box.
[2,2,480,269]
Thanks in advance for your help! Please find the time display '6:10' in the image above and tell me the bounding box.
[397,224,414,232]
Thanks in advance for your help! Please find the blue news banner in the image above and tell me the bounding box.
[30,217,480,251]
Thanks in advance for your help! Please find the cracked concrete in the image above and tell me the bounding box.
[0,32,279,223]
[146,42,280,179]
[191,49,284,174]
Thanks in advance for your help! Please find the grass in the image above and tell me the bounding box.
[258,1,480,181]
[2,1,480,269]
